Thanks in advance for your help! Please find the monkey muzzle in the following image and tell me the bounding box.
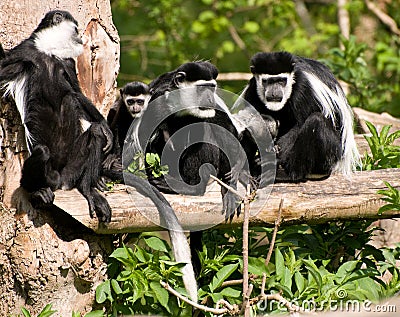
[265,91,283,102]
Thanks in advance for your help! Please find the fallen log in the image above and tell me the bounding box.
[54,168,400,234]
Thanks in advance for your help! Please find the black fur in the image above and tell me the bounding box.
[243,51,348,181]
[107,81,150,152]
[0,10,113,222]
[0,43,5,60]
[133,61,246,218]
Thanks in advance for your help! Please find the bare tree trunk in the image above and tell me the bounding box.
[0,1,119,315]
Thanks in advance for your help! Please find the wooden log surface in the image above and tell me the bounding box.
[54,168,400,234]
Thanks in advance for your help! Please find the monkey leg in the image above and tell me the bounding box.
[277,112,341,181]
[60,122,112,222]
[20,144,60,207]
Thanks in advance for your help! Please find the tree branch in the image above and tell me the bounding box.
[365,0,400,36]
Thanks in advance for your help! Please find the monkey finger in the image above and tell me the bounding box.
[96,177,109,192]
[100,124,113,153]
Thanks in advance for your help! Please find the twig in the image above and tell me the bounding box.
[209,175,246,200]
[249,292,300,313]
[242,184,251,317]
[365,0,400,36]
[265,198,284,266]
[160,281,238,315]
[260,273,267,295]
[249,271,300,313]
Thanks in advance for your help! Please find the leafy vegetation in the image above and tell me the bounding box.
[361,121,400,170]
[126,152,169,179]
[89,225,400,316]
[111,0,400,116]
[92,234,191,316]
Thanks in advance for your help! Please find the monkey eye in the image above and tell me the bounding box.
[136,100,145,106]
[126,99,135,105]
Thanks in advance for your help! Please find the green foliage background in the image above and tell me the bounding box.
[111,0,400,116]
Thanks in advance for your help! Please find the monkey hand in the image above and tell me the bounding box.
[222,191,241,221]
[30,187,55,208]
[99,122,113,154]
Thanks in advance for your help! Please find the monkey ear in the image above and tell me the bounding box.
[119,88,124,96]
[52,12,64,24]
[250,65,256,74]
[173,72,186,86]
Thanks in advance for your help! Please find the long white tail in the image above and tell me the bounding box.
[123,173,198,301]
[169,230,198,301]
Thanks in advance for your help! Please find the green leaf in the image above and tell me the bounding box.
[150,281,170,311]
[145,236,169,252]
[84,311,105,317]
[111,279,123,295]
[135,245,150,263]
[282,267,293,291]
[379,125,392,144]
[220,287,241,298]
[96,280,112,304]
[243,21,260,33]
[302,259,322,289]
[209,263,239,292]
[20,307,31,317]
[294,271,306,294]
[247,257,267,276]
[335,260,358,284]
[275,247,285,277]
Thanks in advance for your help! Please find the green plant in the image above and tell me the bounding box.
[19,304,56,317]
[126,152,169,179]
[378,181,400,214]
[361,121,400,170]
[92,233,191,316]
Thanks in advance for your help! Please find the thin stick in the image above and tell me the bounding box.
[160,281,236,315]
[242,184,251,317]
[249,292,300,313]
[209,175,246,200]
[265,198,284,266]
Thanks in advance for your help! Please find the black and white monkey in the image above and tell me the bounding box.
[107,81,150,152]
[128,61,247,218]
[0,11,198,300]
[239,51,360,182]
[0,10,114,222]
[124,61,248,281]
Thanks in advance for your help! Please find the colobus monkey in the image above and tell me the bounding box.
[107,81,150,152]
[0,10,115,222]
[129,61,247,218]
[124,61,247,285]
[240,51,360,181]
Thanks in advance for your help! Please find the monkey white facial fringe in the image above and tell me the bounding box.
[178,79,217,89]
[304,72,361,175]
[169,230,198,301]
[256,73,295,112]
[3,76,35,152]
[34,21,83,59]
[178,108,216,118]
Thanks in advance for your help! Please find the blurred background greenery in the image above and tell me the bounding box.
[111,0,400,116]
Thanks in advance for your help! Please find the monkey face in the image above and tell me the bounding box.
[254,72,295,111]
[124,94,149,117]
[33,11,83,59]
[172,71,217,118]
